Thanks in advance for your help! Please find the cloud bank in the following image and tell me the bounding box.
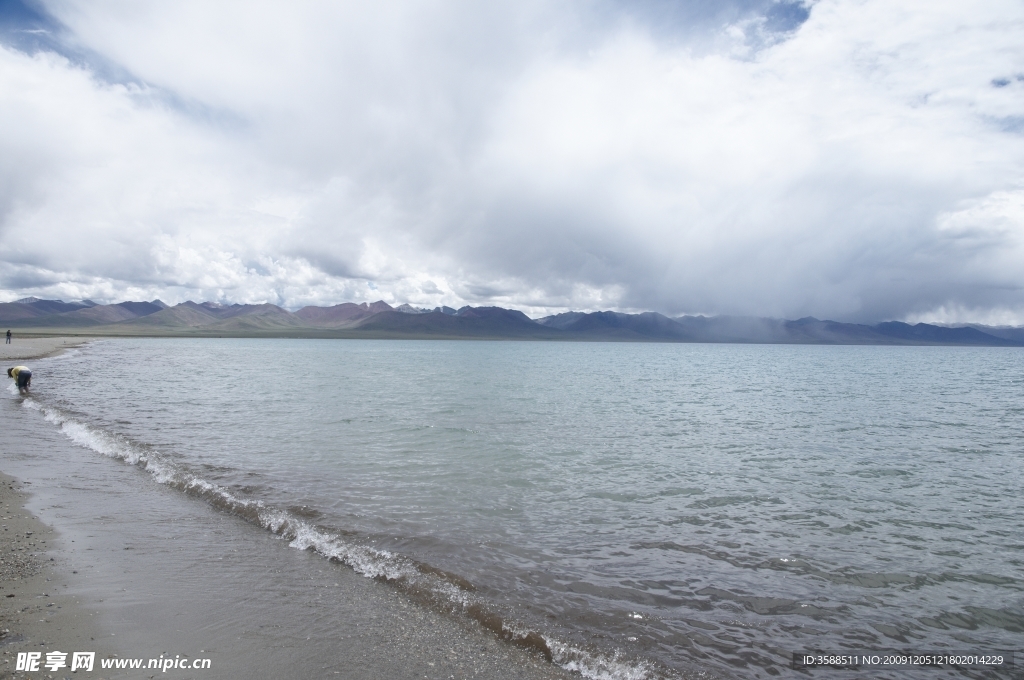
[1,0,1023,322]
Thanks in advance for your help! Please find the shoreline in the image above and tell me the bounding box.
[0,337,92,362]
[0,389,578,680]
[0,472,116,677]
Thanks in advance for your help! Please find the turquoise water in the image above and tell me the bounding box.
[18,339,1024,678]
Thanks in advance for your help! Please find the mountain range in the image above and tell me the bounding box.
[1,297,1022,345]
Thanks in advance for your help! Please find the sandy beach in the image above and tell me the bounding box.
[1,473,116,678]
[1,339,106,676]
[0,459,573,680]
[0,337,91,362]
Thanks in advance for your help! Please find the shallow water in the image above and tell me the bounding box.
[11,339,1024,678]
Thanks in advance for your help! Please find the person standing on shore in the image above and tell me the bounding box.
[7,365,31,393]
[5,330,10,344]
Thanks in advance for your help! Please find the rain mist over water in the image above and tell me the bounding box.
[18,339,1024,678]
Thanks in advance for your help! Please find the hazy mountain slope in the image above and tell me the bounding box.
[0,298,98,324]
[0,303,48,323]
[113,302,304,332]
[673,315,791,343]
[198,307,305,331]
[672,316,1021,345]
[535,312,587,329]
[48,305,140,325]
[366,301,396,314]
[294,301,394,327]
[116,301,167,316]
[116,303,223,328]
[192,303,293,320]
[354,307,559,338]
[1,299,165,327]
[7,304,139,327]
[18,298,96,315]
[873,322,1019,346]
[965,325,1024,343]
[778,318,894,344]
[560,311,694,340]
[3,297,1020,345]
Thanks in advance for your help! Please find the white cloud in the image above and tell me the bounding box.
[1,0,1023,322]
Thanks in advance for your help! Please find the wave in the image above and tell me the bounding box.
[21,396,659,680]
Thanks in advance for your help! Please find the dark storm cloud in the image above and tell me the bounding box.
[1,0,1023,324]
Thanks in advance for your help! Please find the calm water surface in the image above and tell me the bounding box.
[17,339,1024,679]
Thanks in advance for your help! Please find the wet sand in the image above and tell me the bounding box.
[0,472,116,677]
[0,337,90,362]
[0,400,576,679]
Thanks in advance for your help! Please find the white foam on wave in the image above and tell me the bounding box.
[23,397,660,680]
[288,521,422,583]
[42,345,87,362]
[547,640,655,680]
[27,399,148,465]
[22,398,441,590]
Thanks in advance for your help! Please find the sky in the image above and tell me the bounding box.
[1,0,1023,323]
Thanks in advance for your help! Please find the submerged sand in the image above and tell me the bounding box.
[0,430,575,679]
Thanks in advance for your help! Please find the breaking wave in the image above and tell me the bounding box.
[21,396,659,680]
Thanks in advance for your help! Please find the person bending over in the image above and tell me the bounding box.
[7,365,31,393]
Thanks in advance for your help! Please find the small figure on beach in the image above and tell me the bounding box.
[7,365,31,393]
[5,330,10,344]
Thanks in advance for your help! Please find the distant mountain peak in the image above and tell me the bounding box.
[0,297,1019,345]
